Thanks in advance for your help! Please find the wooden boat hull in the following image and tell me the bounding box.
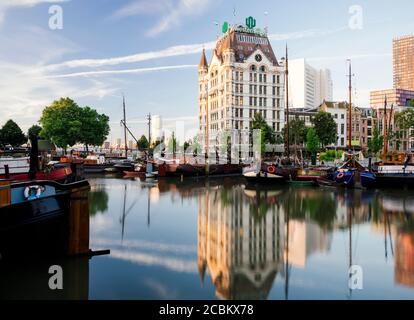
[0,180,90,260]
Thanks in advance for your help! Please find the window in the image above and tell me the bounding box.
[273,75,276,83]
[341,124,345,135]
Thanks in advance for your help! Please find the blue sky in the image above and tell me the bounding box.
[1,0,414,142]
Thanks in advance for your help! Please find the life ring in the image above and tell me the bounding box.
[267,166,276,174]
[24,185,45,200]
[337,172,345,180]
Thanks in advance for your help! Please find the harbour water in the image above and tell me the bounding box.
[2,175,414,300]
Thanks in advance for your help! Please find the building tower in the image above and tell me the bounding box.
[198,18,285,149]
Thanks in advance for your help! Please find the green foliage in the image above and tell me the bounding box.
[251,113,276,144]
[368,125,383,155]
[305,128,320,154]
[283,119,307,146]
[78,106,110,150]
[251,113,276,154]
[89,188,109,216]
[395,108,414,132]
[137,135,149,150]
[27,125,43,138]
[39,98,110,151]
[40,98,83,149]
[311,111,337,147]
[320,150,343,161]
[0,119,27,147]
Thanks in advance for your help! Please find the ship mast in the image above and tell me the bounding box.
[347,60,353,152]
[285,45,290,158]
[383,96,388,162]
[123,95,128,158]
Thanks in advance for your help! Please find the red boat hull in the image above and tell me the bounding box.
[0,167,72,182]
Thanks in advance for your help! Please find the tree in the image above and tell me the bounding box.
[311,112,337,148]
[283,118,307,149]
[39,98,110,153]
[368,125,383,156]
[28,125,43,139]
[0,120,27,147]
[78,106,110,151]
[251,113,276,144]
[137,135,149,150]
[39,98,83,152]
[306,128,320,165]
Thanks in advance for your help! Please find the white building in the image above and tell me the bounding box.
[319,101,348,148]
[198,19,285,150]
[289,59,333,109]
[151,115,162,144]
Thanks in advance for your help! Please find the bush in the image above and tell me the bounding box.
[320,150,342,161]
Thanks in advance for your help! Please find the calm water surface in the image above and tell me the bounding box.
[2,175,414,300]
[86,175,414,300]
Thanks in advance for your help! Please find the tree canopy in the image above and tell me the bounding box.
[137,135,149,150]
[78,106,110,151]
[311,112,337,147]
[283,118,307,146]
[251,113,276,144]
[306,127,320,154]
[0,120,27,147]
[368,125,383,155]
[39,97,110,151]
[28,125,43,139]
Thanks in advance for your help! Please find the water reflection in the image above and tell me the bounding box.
[86,177,414,300]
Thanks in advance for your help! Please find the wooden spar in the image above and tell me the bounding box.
[348,60,353,152]
[123,95,128,157]
[383,96,388,162]
[285,45,290,157]
[388,104,394,155]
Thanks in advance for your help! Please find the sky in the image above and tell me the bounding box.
[0,0,414,143]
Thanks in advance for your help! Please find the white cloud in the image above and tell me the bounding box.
[41,26,346,73]
[112,0,173,19]
[42,41,215,71]
[0,0,69,25]
[113,0,217,37]
[46,64,197,78]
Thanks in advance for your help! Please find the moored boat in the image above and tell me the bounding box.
[0,179,90,260]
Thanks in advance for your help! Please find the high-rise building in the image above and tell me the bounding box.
[393,35,414,91]
[151,115,162,144]
[289,59,333,109]
[198,18,285,146]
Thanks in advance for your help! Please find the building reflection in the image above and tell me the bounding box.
[379,191,414,288]
[153,179,414,296]
[196,183,334,300]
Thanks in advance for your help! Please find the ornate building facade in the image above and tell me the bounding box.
[198,18,285,152]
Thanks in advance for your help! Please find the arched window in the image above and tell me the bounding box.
[250,65,257,72]
[260,66,266,73]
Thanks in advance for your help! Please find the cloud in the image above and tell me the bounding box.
[46,64,197,79]
[0,0,69,25]
[113,0,217,37]
[42,41,215,71]
[268,26,347,41]
[41,26,346,73]
[112,0,173,19]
